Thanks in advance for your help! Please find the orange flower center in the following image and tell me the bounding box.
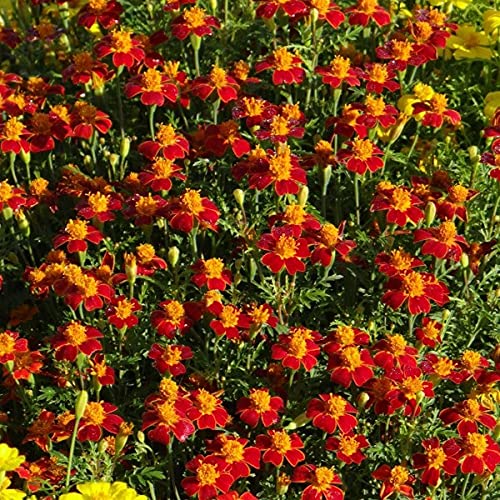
[312,467,335,491]
[274,235,297,259]
[368,64,389,84]
[436,221,457,245]
[330,56,351,79]
[390,466,409,487]
[414,21,433,42]
[3,117,24,140]
[282,103,301,120]
[338,436,360,456]
[273,48,295,71]
[249,305,270,325]
[88,193,109,213]
[162,301,185,324]
[197,463,220,486]
[51,104,71,124]
[32,113,52,135]
[220,305,240,328]
[422,320,440,339]
[391,188,412,211]
[88,0,108,11]
[461,350,481,371]
[0,181,13,202]
[320,223,339,247]
[164,60,180,79]
[270,431,292,453]
[156,124,177,146]
[387,334,407,355]
[336,326,356,345]
[77,275,99,299]
[341,346,363,370]
[157,401,180,425]
[401,376,423,398]
[0,332,15,358]
[389,249,413,271]
[365,95,386,117]
[114,298,134,319]
[159,378,179,401]
[462,399,481,419]
[288,334,307,359]
[233,60,250,80]
[220,438,245,463]
[210,66,228,88]
[430,93,448,114]
[180,189,204,215]
[73,52,94,72]
[315,140,333,156]
[463,433,488,457]
[83,402,106,426]
[242,97,264,117]
[184,7,207,29]
[196,389,218,414]
[65,219,89,240]
[351,139,374,160]
[402,272,425,297]
[249,390,271,412]
[219,121,239,141]
[433,358,454,377]
[448,185,468,203]
[36,21,56,39]
[30,178,49,197]
[270,115,290,137]
[427,447,446,469]
[311,0,329,15]
[284,204,306,225]
[75,102,97,123]
[325,395,347,418]
[111,30,133,53]
[135,194,158,217]
[161,345,183,366]
[136,243,156,263]
[141,68,163,92]
[203,258,225,279]
[269,145,293,181]
[392,40,412,61]
[152,158,175,178]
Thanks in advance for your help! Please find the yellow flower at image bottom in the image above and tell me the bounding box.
[0,444,25,473]
[0,477,25,500]
[59,482,147,500]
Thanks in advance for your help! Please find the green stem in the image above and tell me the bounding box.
[9,153,18,184]
[115,67,125,138]
[149,104,157,140]
[65,415,82,489]
[354,173,361,226]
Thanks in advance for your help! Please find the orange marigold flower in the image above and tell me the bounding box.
[338,138,384,175]
[151,299,201,338]
[94,28,145,68]
[148,343,193,376]
[292,463,345,499]
[77,0,123,29]
[236,388,284,427]
[256,429,305,467]
[255,47,304,85]
[346,0,391,27]
[414,221,468,261]
[372,464,414,499]
[0,330,28,364]
[171,7,220,40]
[50,321,103,362]
[271,326,322,371]
[191,66,240,104]
[306,393,358,434]
[188,389,229,430]
[325,432,370,465]
[457,431,500,475]
[77,400,124,442]
[191,258,232,291]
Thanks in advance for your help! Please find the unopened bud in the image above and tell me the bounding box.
[276,473,291,496]
[75,390,88,420]
[263,17,276,33]
[83,155,92,167]
[20,149,31,165]
[441,309,451,321]
[137,430,145,444]
[209,0,217,13]
[311,7,319,23]
[357,392,370,410]
[425,201,436,226]
[249,258,257,281]
[190,34,201,52]
[120,137,130,159]
[460,252,469,269]
[115,422,134,455]
[16,212,30,237]
[109,154,119,169]
[168,246,180,267]
[124,253,137,286]
[233,188,245,207]
[98,439,108,454]
[468,146,480,163]
[286,412,310,430]
[298,185,309,206]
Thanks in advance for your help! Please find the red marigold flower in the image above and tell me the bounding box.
[420,353,456,382]
[363,376,397,415]
[270,204,321,233]
[353,94,399,129]
[412,437,460,487]
[62,51,111,87]
[209,303,251,340]
[372,333,418,370]
[171,6,220,40]
[63,272,114,311]
[454,349,490,384]
[372,464,414,499]
[255,0,307,19]
[360,63,399,93]
[70,101,112,140]
[323,325,370,354]
[191,258,232,290]
[371,186,424,227]
[338,138,384,175]
[375,39,425,71]
[256,429,305,467]
[315,55,360,89]
[0,330,28,364]
[0,116,31,153]
[414,317,442,347]
[123,193,168,227]
[181,455,234,499]
[204,121,251,157]
[436,184,478,222]
[0,180,28,211]
[207,434,260,479]
[306,394,357,434]
[457,432,500,475]
[23,410,57,452]
[440,399,497,435]
[27,112,59,153]
[271,326,322,371]
[50,321,103,362]
[148,343,192,376]
[236,388,283,427]
[192,66,240,104]
[374,249,424,277]
[258,225,310,274]
[412,93,461,128]
[77,0,123,29]
[382,270,449,315]
[254,103,305,144]
[138,123,190,160]
[246,303,279,331]
[138,157,186,192]
[95,28,144,68]
[310,0,345,28]
[327,345,374,388]
[256,48,304,86]
[151,299,201,338]
[88,353,115,386]
[346,0,390,27]
[4,348,44,382]
[188,389,229,430]
[125,67,178,106]
[414,221,467,261]
[106,296,141,329]
[292,463,344,500]
[76,192,122,223]
[77,401,123,442]
[167,188,220,232]
[325,432,369,465]
[309,222,356,267]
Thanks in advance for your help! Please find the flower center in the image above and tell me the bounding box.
[401,376,423,398]
[156,124,177,146]
[430,93,448,114]
[203,258,224,279]
[141,68,163,92]
[392,40,412,61]
[427,447,446,469]
[30,178,49,197]
[274,235,297,259]
[136,194,158,217]
[436,221,457,245]
[0,181,13,202]
[433,358,454,377]
[351,139,374,160]
[163,301,185,324]
[180,189,203,215]
[0,332,15,358]
[338,436,360,456]
[32,113,52,135]
[284,204,306,225]
[390,466,409,487]
[152,158,175,178]
[160,378,179,401]
[387,334,407,355]
[115,298,134,319]
[288,335,307,359]
[330,56,351,79]
[391,188,412,211]
[36,21,56,39]
[414,21,433,42]
[389,249,412,271]
[464,433,488,457]
[220,305,240,328]
[75,102,97,123]
[65,219,89,240]
[448,185,468,203]
[365,95,386,116]
[312,467,335,490]
[402,272,425,297]
[210,66,227,88]
[249,390,271,412]
[242,97,264,117]
[161,345,183,366]
[463,399,481,419]
[249,305,270,325]
[111,30,133,53]
[184,7,207,29]
[196,389,218,414]
[3,117,24,140]
[221,439,245,463]
[73,52,94,72]
[88,193,109,213]
[320,223,339,247]
[341,346,363,370]
[413,83,434,101]
[336,326,356,345]
[269,146,293,181]
[422,320,440,339]
[270,431,292,453]
[77,275,99,299]
[88,0,108,11]
[367,64,388,84]
[83,402,106,426]
[197,463,220,486]
[461,350,481,371]
[157,401,180,425]
[136,243,155,263]
[325,395,347,418]
[311,0,329,15]
[270,115,290,137]
[273,48,294,71]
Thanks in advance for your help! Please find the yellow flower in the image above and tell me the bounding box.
[484,10,500,36]
[484,92,500,120]
[397,83,435,119]
[0,444,24,473]
[59,481,147,500]
[428,0,471,9]
[0,477,25,500]
[446,25,493,60]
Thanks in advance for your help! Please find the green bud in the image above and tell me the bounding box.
[109,153,120,169]
[425,201,436,226]
[75,390,88,420]
[98,439,108,454]
[190,34,202,52]
[20,149,31,166]
[357,392,370,410]
[298,185,309,206]
[233,189,245,207]
[16,212,30,237]
[460,252,469,269]
[441,309,451,321]
[168,246,180,267]
[83,155,92,167]
[468,146,479,163]
[120,137,131,159]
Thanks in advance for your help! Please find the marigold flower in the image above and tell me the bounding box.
[50,321,103,362]
[191,66,240,104]
[456,431,500,475]
[292,463,344,499]
[0,443,25,472]
[309,222,356,267]
[255,48,304,85]
[77,401,124,442]
[70,101,113,140]
[208,302,251,340]
[311,0,345,28]
[188,389,229,430]
[255,0,308,19]
[446,25,493,60]
[415,221,468,261]
[151,300,201,338]
[0,181,28,212]
[374,249,424,277]
[171,7,220,40]
[327,345,375,388]
[338,138,384,175]
[60,481,146,500]
[139,123,190,160]
[77,0,123,30]
[360,63,400,93]
[254,104,306,144]
[412,93,461,128]
[95,29,145,68]
[204,121,251,157]
[372,464,414,499]
[191,258,232,291]
[414,317,442,347]
[306,394,358,434]
[106,296,141,329]
[325,432,369,465]
[323,325,370,354]
[0,116,31,153]
[138,158,186,192]
[271,327,322,371]
[371,186,424,227]
[236,388,283,427]
[269,204,321,233]
[440,399,497,435]
[436,184,478,222]
[375,39,425,71]
[0,330,28,364]
[256,429,305,467]
[346,0,390,27]
[88,353,115,386]
[315,56,361,89]
[125,67,179,106]
[77,192,122,223]
[4,348,44,382]
[372,333,418,370]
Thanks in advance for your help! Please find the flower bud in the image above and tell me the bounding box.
[109,153,120,169]
[115,422,134,455]
[137,430,146,444]
[209,0,217,13]
[298,185,309,206]
[460,252,469,269]
[425,201,436,226]
[468,146,480,163]
[75,390,88,420]
[249,258,257,281]
[357,392,370,410]
[311,7,319,23]
[120,137,131,159]
[98,439,108,454]
[83,155,92,167]
[276,473,291,496]
[16,211,30,237]
[287,412,310,429]
[124,253,137,286]
[20,149,30,165]
[441,309,451,321]
[190,34,202,51]
[263,17,276,33]
[168,246,180,267]
[233,188,245,207]
[2,207,13,221]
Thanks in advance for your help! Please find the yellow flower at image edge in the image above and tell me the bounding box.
[484,10,500,36]
[484,92,500,120]
[59,481,147,500]
[446,26,493,60]
[0,444,25,472]
[0,477,25,500]
[428,0,471,9]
